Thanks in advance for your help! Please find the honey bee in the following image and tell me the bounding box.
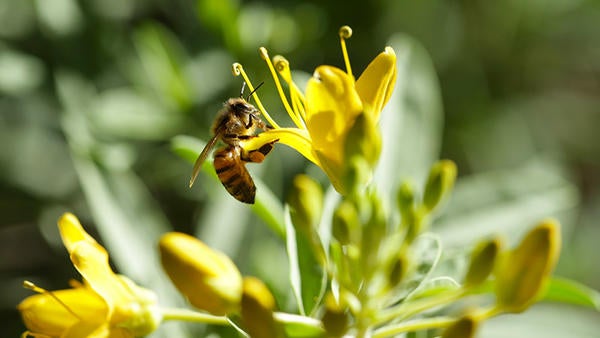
[189,85,275,204]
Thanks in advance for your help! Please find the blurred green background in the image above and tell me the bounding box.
[1,0,599,337]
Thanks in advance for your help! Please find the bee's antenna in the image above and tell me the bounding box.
[246,82,264,101]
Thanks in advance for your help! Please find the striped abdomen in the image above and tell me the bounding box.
[213,146,256,204]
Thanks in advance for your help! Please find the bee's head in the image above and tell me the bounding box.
[227,97,259,118]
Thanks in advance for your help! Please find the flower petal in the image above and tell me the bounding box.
[64,321,109,338]
[241,128,320,166]
[355,47,397,120]
[58,213,100,254]
[69,241,133,311]
[305,66,362,151]
[18,288,107,337]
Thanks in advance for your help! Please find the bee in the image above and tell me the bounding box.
[189,84,275,204]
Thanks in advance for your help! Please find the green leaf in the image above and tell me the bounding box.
[434,158,579,247]
[132,22,192,111]
[93,88,184,140]
[285,206,327,316]
[374,33,444,201]
[479,303,600,338]
[542,277,600,310]
[171,135,285,237]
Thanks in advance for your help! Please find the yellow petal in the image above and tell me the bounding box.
[69,241,132,311]
[305,65,362,151]
[18,287,107,337]
[58,213,100,254]
[355,47,397,119]
[107,327,136,338]
[64,321,109,338]
[241,128,320,166]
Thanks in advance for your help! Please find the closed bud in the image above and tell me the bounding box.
[288,174,324,235]
[361,191,387,277]
[388,252,409,288]
[494,219,561,313]
[240,277,284,338]
[342,156,372,194]
[423,160,457,212]
[396,181,416,218]
[403,206,425,244]
[321,293,349,337]
[344,112,382,168]
[464,237,502,287]
[159,232,242,315]
[441,315,478,338]
[332,201,360,245]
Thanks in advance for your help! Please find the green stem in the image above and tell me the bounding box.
[161,308,229,325]
[372,316,455,338]
[161,308,324,332]
[376,289,465,324]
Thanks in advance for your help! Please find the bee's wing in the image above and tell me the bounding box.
[189,132,222,188]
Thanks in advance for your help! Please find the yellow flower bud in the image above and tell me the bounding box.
[494,219,561,313]
[159,232,242,315]
[388,251,409,289]
[240,277,284,338]
[423,160,457,212]
[441,315,478,338]
[288,174,323,235]
[464,237,502,287]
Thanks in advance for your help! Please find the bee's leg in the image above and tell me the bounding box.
[250,113,273,130]
[245,114,254,129]
[243,140,278,163]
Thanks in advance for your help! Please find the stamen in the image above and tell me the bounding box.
[273,55,306,129]
[232,63,280,129]
[259,47,304,130]
[23,281,81,320]
[338,25,354,80]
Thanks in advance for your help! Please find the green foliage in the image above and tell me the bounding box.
[4,0,600,337]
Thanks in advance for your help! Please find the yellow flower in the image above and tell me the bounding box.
[235,26,397,194]
[18,213,161,338]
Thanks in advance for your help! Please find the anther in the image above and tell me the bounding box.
[339,25,353,39]
[232,63,243,76]
[259,47,269,60]
[23,280,45,294]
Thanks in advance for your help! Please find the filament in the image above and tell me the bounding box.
[339,25,354,80]
[259,47,305,130]
[23,281,81,320]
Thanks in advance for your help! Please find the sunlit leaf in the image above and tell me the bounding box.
[542,277,600,310]
[375,33,444,201]
[275,312,325,338]
[285,206,327,316]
